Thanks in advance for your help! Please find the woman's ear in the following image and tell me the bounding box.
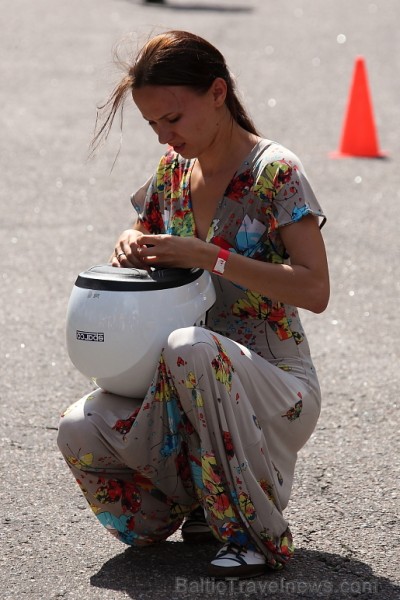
[211,77,228,107]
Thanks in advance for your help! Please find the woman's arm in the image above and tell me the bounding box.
[135,214,330,314]
[212,215,330,313]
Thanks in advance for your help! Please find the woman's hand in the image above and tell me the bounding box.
[111,228,149,268]
[136,234,214,269]
[111,229,215,270]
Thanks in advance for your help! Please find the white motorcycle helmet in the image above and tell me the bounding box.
[66,265,216,397]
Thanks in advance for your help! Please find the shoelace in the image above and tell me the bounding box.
[216,543,248,562]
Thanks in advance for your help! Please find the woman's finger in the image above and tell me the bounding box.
[137,234,160,247]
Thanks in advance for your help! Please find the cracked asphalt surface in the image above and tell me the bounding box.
[1,0,399,598]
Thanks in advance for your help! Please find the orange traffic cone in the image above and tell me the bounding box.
[330,56,386,158]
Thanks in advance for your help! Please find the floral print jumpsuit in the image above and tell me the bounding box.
[57,139,326,570]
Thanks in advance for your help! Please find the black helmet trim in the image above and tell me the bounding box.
[74,265,205,291]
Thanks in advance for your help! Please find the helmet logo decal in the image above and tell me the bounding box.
[76,330,105,342]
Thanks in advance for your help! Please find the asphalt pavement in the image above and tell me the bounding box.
[1,0,399,598]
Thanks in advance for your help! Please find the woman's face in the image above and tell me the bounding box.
[132,81,226,159]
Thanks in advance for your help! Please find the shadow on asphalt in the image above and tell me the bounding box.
[129,1,253,13]
[90,540,400,598]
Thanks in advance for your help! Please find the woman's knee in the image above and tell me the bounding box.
[166,325,212,355]
[57,399,81,448]
[56,390,101,455]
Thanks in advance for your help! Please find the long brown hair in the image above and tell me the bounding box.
[91,30,259,155]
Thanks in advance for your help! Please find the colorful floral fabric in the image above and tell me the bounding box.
[134,139,325,372]
[58,139,324,570]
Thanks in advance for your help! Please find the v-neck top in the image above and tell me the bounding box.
[132,139,325,386]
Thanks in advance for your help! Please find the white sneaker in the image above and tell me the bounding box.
[207,542,266,578]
